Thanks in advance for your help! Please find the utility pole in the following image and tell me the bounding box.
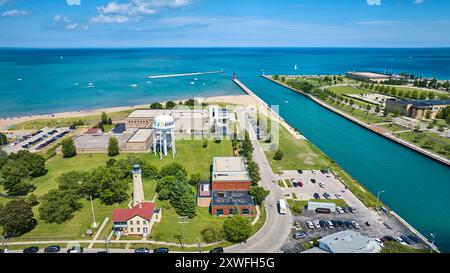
[376,190,385,214]
[430,233,436,254]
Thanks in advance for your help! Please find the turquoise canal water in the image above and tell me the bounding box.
[0,48,449,251]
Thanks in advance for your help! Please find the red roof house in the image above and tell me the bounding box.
[112,202,155,222]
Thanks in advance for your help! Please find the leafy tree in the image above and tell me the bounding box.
[223,216,252,243]
[427,91,435,100]
[173,184,197,218]
[375,106,380,113]
[39,189,83,224]
[249,186,270,205]
[188,173,202,186]
[61,138,77,158]
[26,193,40,207]
[419,92,427,100]
[108,136,120,156]
[91,166,128,205]
[7,150,46,177]
[247,160,261,185]
[202,140,208,148]
[108,117,113,125]
[57,171,89,196]
[201,227,225,243]
[0,200,37,236]
[101,112,109,125]
[150,102,164,109]
[0,133,7,146]
[160,163,187,181]
[425,110,431,120]
[0,160,35,196]
[273,149,283,160]
[165,101,177,109]
[156,175,178,200]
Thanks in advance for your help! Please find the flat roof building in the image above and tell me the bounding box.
[212,157,251,182]
[345,71,391,82]
[302,230,382,253]
[385,99,450,120]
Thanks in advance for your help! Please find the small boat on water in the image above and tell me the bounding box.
[194,78,198,81]
[294,64,298,70]
[130,84,138,88]
[74,82,79,86]
[17,78,23,81]
[146,81,152,84]
[190,81,195,85]
[88,82,95,88]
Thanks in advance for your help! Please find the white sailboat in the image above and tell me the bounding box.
[294,64,298,70]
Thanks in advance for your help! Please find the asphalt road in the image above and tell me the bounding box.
[225,110,291,253]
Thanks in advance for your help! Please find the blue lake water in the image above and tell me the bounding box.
[0,48,449,251]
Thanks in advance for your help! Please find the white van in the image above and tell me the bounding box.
[278,199,287,214]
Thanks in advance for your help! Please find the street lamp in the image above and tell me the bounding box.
[430,233,436,254]
[90,195,98,228]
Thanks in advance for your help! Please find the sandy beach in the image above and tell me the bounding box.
[0,95,258,130]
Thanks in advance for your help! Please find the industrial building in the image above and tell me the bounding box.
[197,157,255,216]
[302,230,382,253]
[385,99,450,120]
[345,71,391,82]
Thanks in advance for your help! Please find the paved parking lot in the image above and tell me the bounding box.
[278,170,426,252]
[3,127,69,154]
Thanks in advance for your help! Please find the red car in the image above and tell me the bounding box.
[298,181,303,187]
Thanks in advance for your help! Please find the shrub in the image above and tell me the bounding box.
[223,216,252,243]
[273,149,284,160]
[201,227,225,243]
[61,138,77,158]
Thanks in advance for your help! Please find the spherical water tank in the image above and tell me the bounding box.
[153,115,175,130]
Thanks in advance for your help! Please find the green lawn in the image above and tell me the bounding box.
[397,131,450,159]
[287,199,348,215]
[381,241,429,253]
[326,98,389,124]
[150,206,228,244]
[329,85,372,95]
[265,126,332,171]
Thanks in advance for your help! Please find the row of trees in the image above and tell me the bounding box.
[360,82,448,100]
[0,150,46,196]
[436,106,450,125]
[150,99,208,110]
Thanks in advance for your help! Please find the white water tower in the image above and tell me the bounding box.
[152,115,176,158]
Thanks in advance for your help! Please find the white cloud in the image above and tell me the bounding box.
[2,10,30,17]
[54,15,62,21]
[366,0,381,6]
[91,0,194,24]
[66,0,81,6]
[414,0,424,4]
[90,14,130,24]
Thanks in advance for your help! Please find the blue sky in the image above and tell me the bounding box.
[0,0,449,47]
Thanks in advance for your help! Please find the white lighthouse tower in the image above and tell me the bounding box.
[152,115,176,159]
[132,164,145,206]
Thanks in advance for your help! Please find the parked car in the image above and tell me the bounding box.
[297,170,303,174]
[374,238,384,247]
[134,248,150,254]
[325,220,334,229]
[23,246,39,253]
[318,220,326,228]
[292,182,298,187]
[381,235,395,242]
[318,182,325,188]
[67,246,83,253]
[351,221,360,229]
[400,235,411,245]
[313,193,321,199]
[153,247,169,253]
[344,221,353,228]
[311,170,317,174]
[337,220,345,228]
[334,193,342,199]
[306,221,315,229]
[365,221,371,227]
[331,220,339,227]
[336,207,344,214]
[310,179,316,183]
[294,220,302,229]
[313,220,320,229]
[323,192,331,199]
[320,169,329,174]
[348,207,356,213]
[293,231,307,240]
[44,246,61,253]
[209,247,224,253]
[342,207,349,213]
[395,237,408,245]
[298,181,303,187]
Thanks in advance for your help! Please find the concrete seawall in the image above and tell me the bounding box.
[232,78,304,140]
[262,75,450,167]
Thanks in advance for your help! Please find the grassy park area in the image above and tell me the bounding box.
[397,131,450,159]
[1,138,234,242]
[265,126,331,171]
